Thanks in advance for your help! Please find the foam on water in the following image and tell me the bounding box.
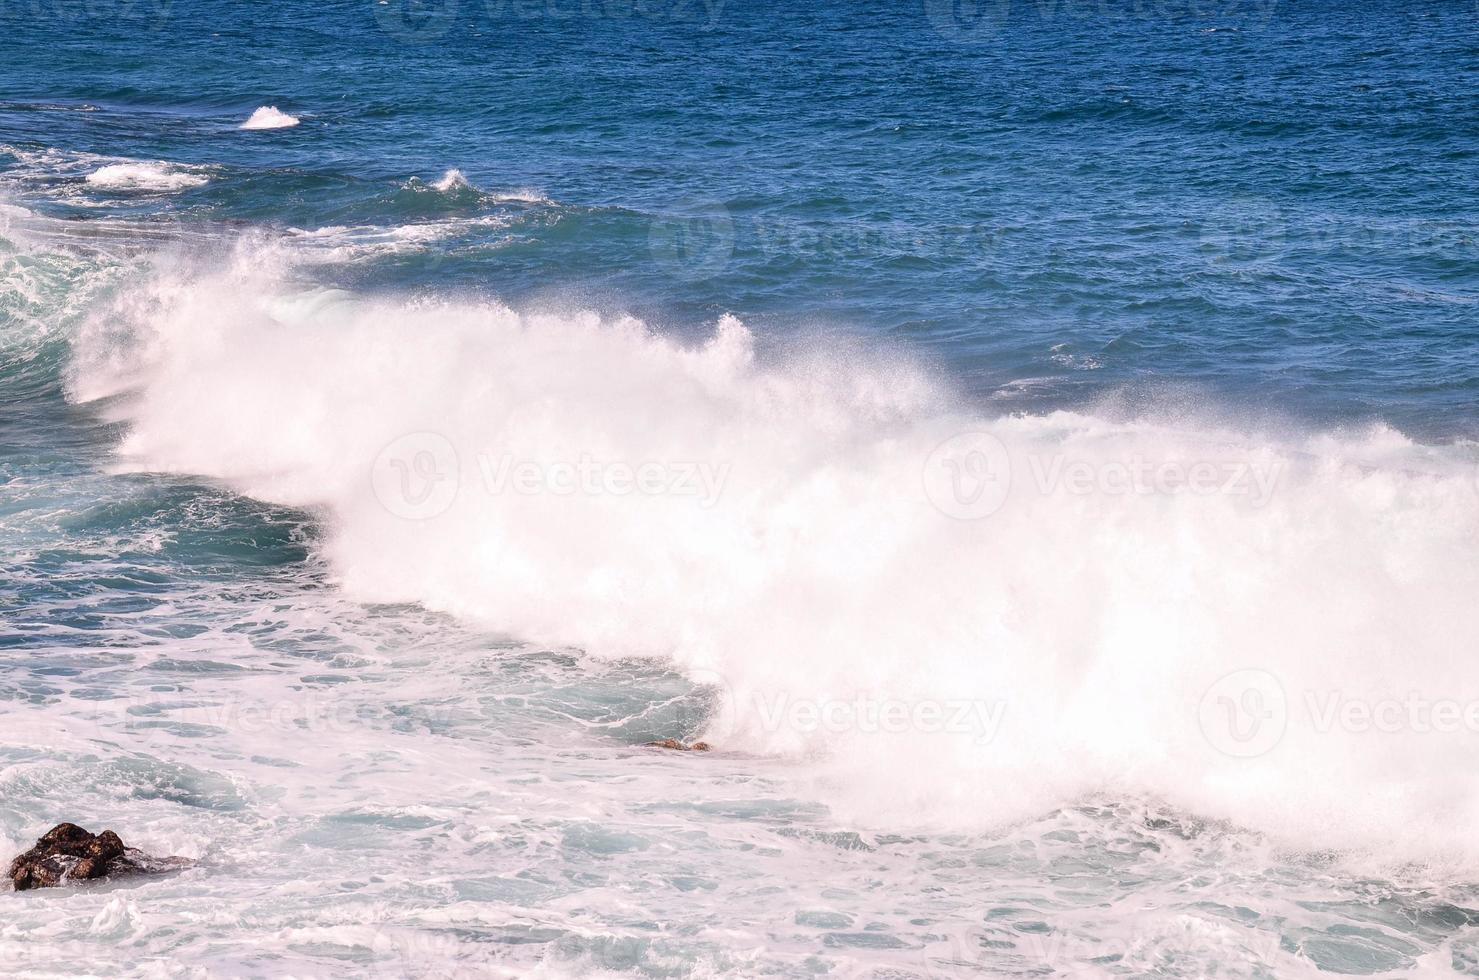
[67,234,1479,873]
[6,2,1479,970]
[1,148,215,207]
[408,169,550,205]
[488,187,550,204]
[239,105,300,130]
[431,168,472,192]
[282,215,516,264]
[84,163,209,193]
[6,189,1479,980]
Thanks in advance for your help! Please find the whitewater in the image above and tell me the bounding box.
[55,227,1479,865]
[3,1,1478,971]
[2,177,1478,974]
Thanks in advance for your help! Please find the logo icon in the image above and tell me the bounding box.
[1197,198,1287,267]
[923,0,1012,43]
[372,0,459,42]
[368,927,506,978]
[1198,669,1287,758]
[922,431,1012,519]
[371,432,460,520]
[649,200,735,281]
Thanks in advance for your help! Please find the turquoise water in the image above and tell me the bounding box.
[3,1,1479,976]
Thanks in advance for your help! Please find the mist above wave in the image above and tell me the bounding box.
[65,233,1479,872]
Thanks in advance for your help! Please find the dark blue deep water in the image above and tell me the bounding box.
[3,0,1476,433]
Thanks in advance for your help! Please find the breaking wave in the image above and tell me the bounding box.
[239,106,300,130]
[64,233,1479,871]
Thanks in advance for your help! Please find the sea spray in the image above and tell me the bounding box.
[85,163,208,192]
[239,106,300,130]
[69,235,1479,868]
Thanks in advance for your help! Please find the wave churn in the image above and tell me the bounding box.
[69,234,1479,872]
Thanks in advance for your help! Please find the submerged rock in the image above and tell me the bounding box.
[645,739,711,752]
[8,823,191,891]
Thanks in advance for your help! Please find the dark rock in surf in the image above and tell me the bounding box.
[645,739,711,752]
[8,823,192,891]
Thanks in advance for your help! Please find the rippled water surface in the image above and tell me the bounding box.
[2,1,1479,976]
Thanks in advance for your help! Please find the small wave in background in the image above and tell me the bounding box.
[239,105,300,130]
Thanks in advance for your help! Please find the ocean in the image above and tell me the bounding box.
[2,0,1478,975]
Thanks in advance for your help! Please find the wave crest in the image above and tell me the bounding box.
[240,106,300,130]
[84,163,208,192]
[68,236,1479,870]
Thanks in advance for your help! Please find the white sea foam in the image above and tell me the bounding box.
[68,236,1479,871]
[491,187,550,204]
[240,105,300,130]
[3,146,206,202]
[419,168,549,203]
[84,163,209,192]
[431,168,472,192]
[282,216,513,264]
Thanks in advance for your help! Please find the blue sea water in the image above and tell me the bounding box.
[2,0,1479,976]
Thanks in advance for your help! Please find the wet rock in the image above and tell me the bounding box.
[645,739,711,752]
[8,823,191,891]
